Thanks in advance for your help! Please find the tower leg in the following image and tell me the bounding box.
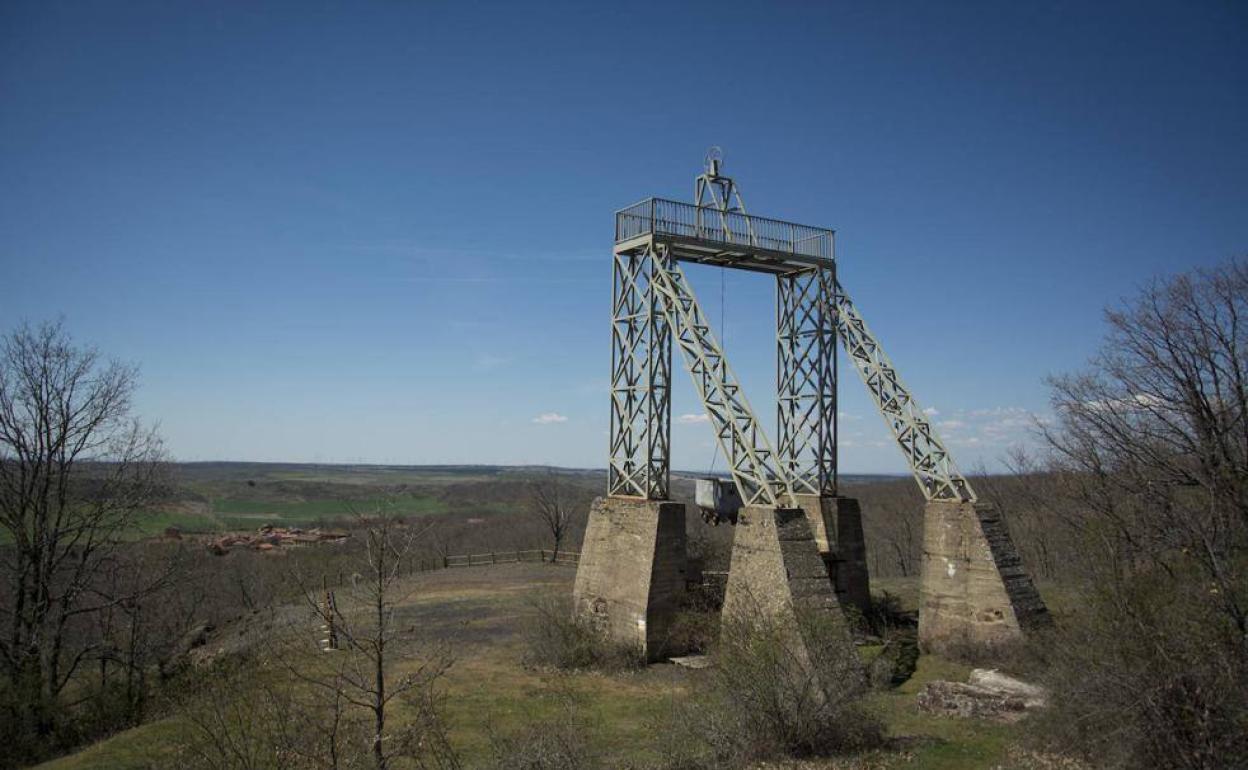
[776,267,837,497]
[918,500,1050,654]
[608,250,672,499]
[572,497,687,661]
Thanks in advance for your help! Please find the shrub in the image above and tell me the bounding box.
[1031,566,1248,769]
[660,580,723,656]
[484,718,596,770]
[483,691,597,770]
[865,628,920,689]
[520,592,645,672]
[656,605,883,767]
[863,590,913,633]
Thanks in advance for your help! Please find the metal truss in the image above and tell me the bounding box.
[607,249,672,499]
[776,266,837,496]
[608,152,977,507]
[833,280,977,502]
[648,244,795,508]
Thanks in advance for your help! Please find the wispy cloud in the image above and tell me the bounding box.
[840,405,1050,460]
[678,413,711,424]
[473,354,513,372]
[532,412,568,424]
[923,407,940,417]
[936,406,1047,447]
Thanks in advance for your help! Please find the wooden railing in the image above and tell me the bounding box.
[443,549,579,568]
[323,549,579,587]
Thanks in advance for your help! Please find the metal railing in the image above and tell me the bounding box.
[615,198,834,261]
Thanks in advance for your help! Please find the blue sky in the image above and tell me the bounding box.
[1,1,1245,473]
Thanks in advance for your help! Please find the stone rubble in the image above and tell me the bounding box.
[916,668,1048,723]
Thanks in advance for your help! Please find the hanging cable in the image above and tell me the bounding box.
[707,267,726,476]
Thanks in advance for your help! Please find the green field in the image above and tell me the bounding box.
[108,462,556,538]
[209,494,448,521]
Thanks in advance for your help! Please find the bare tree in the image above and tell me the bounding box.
[1029,257,1248,767]
[854,480,922,579]
[1043,257,1248,641]
[526,470,576,563]
[427,517,460,568]
[286,502,459,770]
[0,320,166,741]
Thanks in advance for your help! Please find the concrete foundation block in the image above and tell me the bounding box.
[918,500,1050,655]
[792,495,872,616]
[572,496,687,661]
[723,507,861,676]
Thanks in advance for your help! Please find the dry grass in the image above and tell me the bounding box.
[39,566,1047,770]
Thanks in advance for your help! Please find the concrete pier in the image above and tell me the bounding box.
[792,494,872,616]
[722,506,861,676]
[572,497,687,661]
[918,500,1050,654]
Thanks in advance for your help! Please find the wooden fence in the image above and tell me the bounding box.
[324,549,579,588]
[443,549,580,568]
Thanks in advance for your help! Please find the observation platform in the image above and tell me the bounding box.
[614,198,835,275]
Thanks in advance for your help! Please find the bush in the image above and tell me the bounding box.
[865,628,920,689]
[656,606,883,767]
[1031,567,1248,769]
[520,593,645,672]
[863,590,913,633]
[661,582,723,656]
[484,703,597,770]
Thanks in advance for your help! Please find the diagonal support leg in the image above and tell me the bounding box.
[833,279,973,502]
[833,279,1049,650]
[648,245,792,508]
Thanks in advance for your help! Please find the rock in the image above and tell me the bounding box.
[969,668,1047,707]
[916,680,1028,722]
[669,655,711,669]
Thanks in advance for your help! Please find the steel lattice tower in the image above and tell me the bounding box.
[607,150,975,507]
[584,152,1049,661]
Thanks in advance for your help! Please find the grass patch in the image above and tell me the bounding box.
[35,719,184,770]
[864,652,1019,769]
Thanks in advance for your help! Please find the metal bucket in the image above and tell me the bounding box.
[695,477,742,525]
